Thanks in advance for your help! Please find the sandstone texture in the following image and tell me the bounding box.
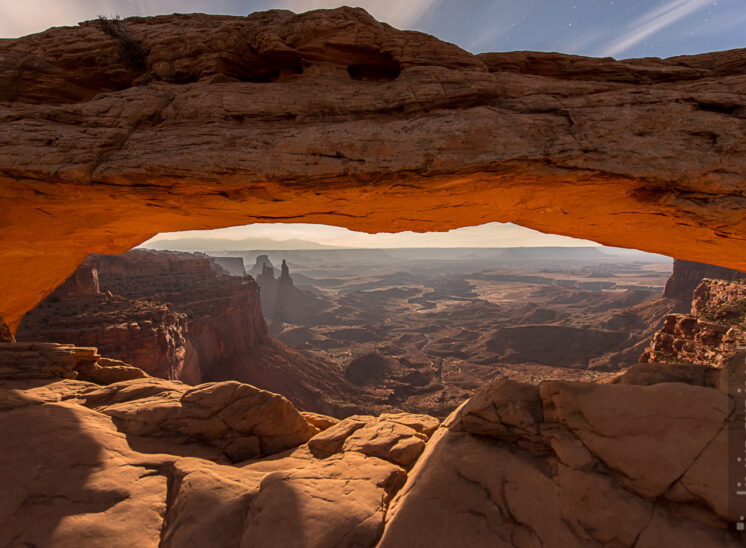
[663,259,745,311]
[1,8,746,331]
[0,342,430,547]
[308,413,438,468]
[1,339,742,546]
[641,278,745,367]
[379,375,741,547]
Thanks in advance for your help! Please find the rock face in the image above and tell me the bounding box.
[1,8,746,331]
[0,343,432,547]
[17,256,199,382]
[51,257,101,298]
[663,259,745,310]
[93,250,268,379]
[212,256,247,276]
[254,257,329,328]
[379,374,741,547]
[249,255,275,279]
[2,342,740,546]
[642,278,746,367]
[0,341,147,384]
[17,249,356,413]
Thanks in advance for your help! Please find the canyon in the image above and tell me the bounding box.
[17,246,691,418]
[17,250,359,414]
[1,6,745,547]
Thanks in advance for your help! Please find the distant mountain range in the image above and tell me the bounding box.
[140,237,668,263]
[141,237,342,251]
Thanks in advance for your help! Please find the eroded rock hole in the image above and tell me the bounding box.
[347,61,401,81]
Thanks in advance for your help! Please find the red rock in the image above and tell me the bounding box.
[1,9,746,331]
[17,249,358,413]
[664,259,745,310]
[641,279,745,367]
[380,374,739,547]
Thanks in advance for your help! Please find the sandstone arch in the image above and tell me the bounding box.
[1,7,745,331]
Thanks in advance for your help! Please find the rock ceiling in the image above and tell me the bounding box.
[0,7,744,331]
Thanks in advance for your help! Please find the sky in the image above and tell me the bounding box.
[3,0,743,248]
[142,222,601,249]
[2,0,742,58]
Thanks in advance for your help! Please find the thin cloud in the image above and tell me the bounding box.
[146,222,599,248]
[598,0,712,57]
[554,28,606,55]
[276,0,437,29]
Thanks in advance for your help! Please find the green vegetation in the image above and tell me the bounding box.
[700,297,746,325]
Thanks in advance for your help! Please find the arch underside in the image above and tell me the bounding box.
[1,9,745,331]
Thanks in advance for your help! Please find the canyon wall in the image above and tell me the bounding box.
[17,250,356,412]
[1,8,746,331]
[664,259,746,310]
[92,250,268,379]
[16,256,200,382]
[642,278,746,367]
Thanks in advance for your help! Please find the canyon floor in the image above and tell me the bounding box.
[228,247,676,416]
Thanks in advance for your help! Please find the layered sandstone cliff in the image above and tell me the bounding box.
[1,8,746,332]
[93,249,268,378]
[17,255,201,382]
[17,250,356,413]
[642,278,746,367]
[663,259,746,310]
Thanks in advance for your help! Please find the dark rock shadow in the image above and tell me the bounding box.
[0,390,134,546]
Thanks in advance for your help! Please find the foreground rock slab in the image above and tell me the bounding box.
[0,343,425,547]
[1,342,743,546]
[379,374,742,547]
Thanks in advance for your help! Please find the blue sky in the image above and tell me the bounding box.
[4,1,742,248]
[2,0,743,59]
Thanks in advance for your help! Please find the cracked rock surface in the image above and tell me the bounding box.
[1,342,742,546]
[379,372,742,547]
[0,342,435,547]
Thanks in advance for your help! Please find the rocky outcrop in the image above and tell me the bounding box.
[212,256,246,276]
[84,378,318,462]
[0,341,147,384]
[308,413,439,468]
[1,338,742,546]
[379,373,741,547]
[254,257,329,328]
[50,257,101,298]
[15,252,234,384]
[249,255,275,279]
[642,279,745,367]
[0,342,431,547]
[17,249,357,413]
[17,287,198,383]
[2,8,746,331]
[664,259,745,310]
[92,250,268,378]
